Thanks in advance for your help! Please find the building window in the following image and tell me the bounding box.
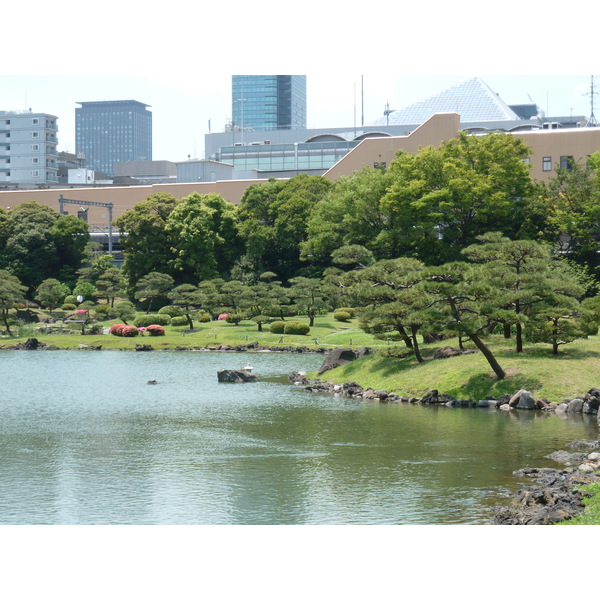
[32,144,39,151]
[32,118,39,125]
[542,157,552,172]
[32,157,39,164]
[560,156,574,170]
[522,157,531,164]
[32,132,39,138]
[32,170,40,178]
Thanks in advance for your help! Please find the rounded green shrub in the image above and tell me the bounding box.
[197,313,211,323]
[158,305,183,317]
[269,321,286,334]
[333,310,351,322]
[283,321,310,335]
[62,303,77,311]
[171,316,190,327]
[336,307,355,317]
[133,313,172,328]
[64,295,77,306]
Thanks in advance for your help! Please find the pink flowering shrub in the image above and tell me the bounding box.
[120,325,139,337]
[110,323,126,336]
[217,313,229,321]
[146,324,165,336]
[75,309,88,315]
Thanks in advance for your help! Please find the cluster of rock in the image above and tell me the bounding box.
[289,371,600,418]
[2,338,59,351]
[495,440,600,524]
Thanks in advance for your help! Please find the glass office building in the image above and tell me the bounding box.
[75,100,152,176]
[232,75,306,132]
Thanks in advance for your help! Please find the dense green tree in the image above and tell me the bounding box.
[380,132,536,264]
[425,261,506,379]
[35,278,70,313]
[3,202,60,290]
[51,215,90,282]
[114,193,180,290]
[541,153,600,269]
[351,258,429,362]
[95,267,126,307]
[168,283,204,328]
[301,167,397,271]
[238,174,332,280]
[0,269,27,335]
[462,233,556,352]
[288,277,331,327]
[165,192,242,282]
[135,271,175,313]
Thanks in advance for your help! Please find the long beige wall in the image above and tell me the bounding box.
[0,179,268,227]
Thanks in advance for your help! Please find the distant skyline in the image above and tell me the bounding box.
[1,74,598,163]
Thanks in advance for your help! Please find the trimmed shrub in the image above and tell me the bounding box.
[197,313,211,323]
[158,305,183,317]
[336,307,356,317]
[120,325,139,337]
[94,304,110,319]
[134,313,172,328]
[269,321,286,334]
[333,310,351,322]
[225,313,246,325]
[64,295,77,306]
[171,316,190,327]
[283,321,310,335]
[146,324,165,336]
[62,303,77,311]
[110,323,126,336]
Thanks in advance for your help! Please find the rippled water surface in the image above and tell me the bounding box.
[1,350,598,524]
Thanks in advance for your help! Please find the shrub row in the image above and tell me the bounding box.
[269,321,310,335]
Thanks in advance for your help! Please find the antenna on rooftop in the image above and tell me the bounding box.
[584,75,599,127]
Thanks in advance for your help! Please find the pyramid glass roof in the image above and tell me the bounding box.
[370,78,520,126]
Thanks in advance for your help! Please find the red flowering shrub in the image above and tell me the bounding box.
[109,323,126,336]
[146,324,165,336]
[217,313,229,321]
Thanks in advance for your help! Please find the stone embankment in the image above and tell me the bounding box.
[289,369,600,416]
[494,441,600,524]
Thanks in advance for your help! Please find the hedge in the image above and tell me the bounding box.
[133,313,172,328]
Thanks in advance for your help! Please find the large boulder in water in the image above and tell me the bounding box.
[217,369,257,383]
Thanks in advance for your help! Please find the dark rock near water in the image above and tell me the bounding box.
[217,369,257,383]
[135,344,154,352]
[318,348,359,375]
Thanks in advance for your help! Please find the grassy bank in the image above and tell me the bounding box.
[4,312,600,402]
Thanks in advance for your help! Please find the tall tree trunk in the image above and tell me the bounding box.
[397,323,413,348]
[515,322,523,353]
[410,325,424,363]
[503,323,511,338]
[467,332,506,380]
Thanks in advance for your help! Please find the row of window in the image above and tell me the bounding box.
[542,156,574,171]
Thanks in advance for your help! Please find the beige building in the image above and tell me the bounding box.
[2,113,600,227]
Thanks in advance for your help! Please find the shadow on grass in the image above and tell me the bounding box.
[444,372,543,400]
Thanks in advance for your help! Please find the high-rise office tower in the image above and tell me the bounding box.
[232,75,306,132]
[0,110,59,185]
[75,100,152,176]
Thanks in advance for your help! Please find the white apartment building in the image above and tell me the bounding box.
[0,110,59,187]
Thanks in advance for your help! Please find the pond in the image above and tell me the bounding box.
[1,350,597,524]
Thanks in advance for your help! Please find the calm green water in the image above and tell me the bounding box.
[1,350,598,525]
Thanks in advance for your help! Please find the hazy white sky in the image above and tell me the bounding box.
[2,1,598,164]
